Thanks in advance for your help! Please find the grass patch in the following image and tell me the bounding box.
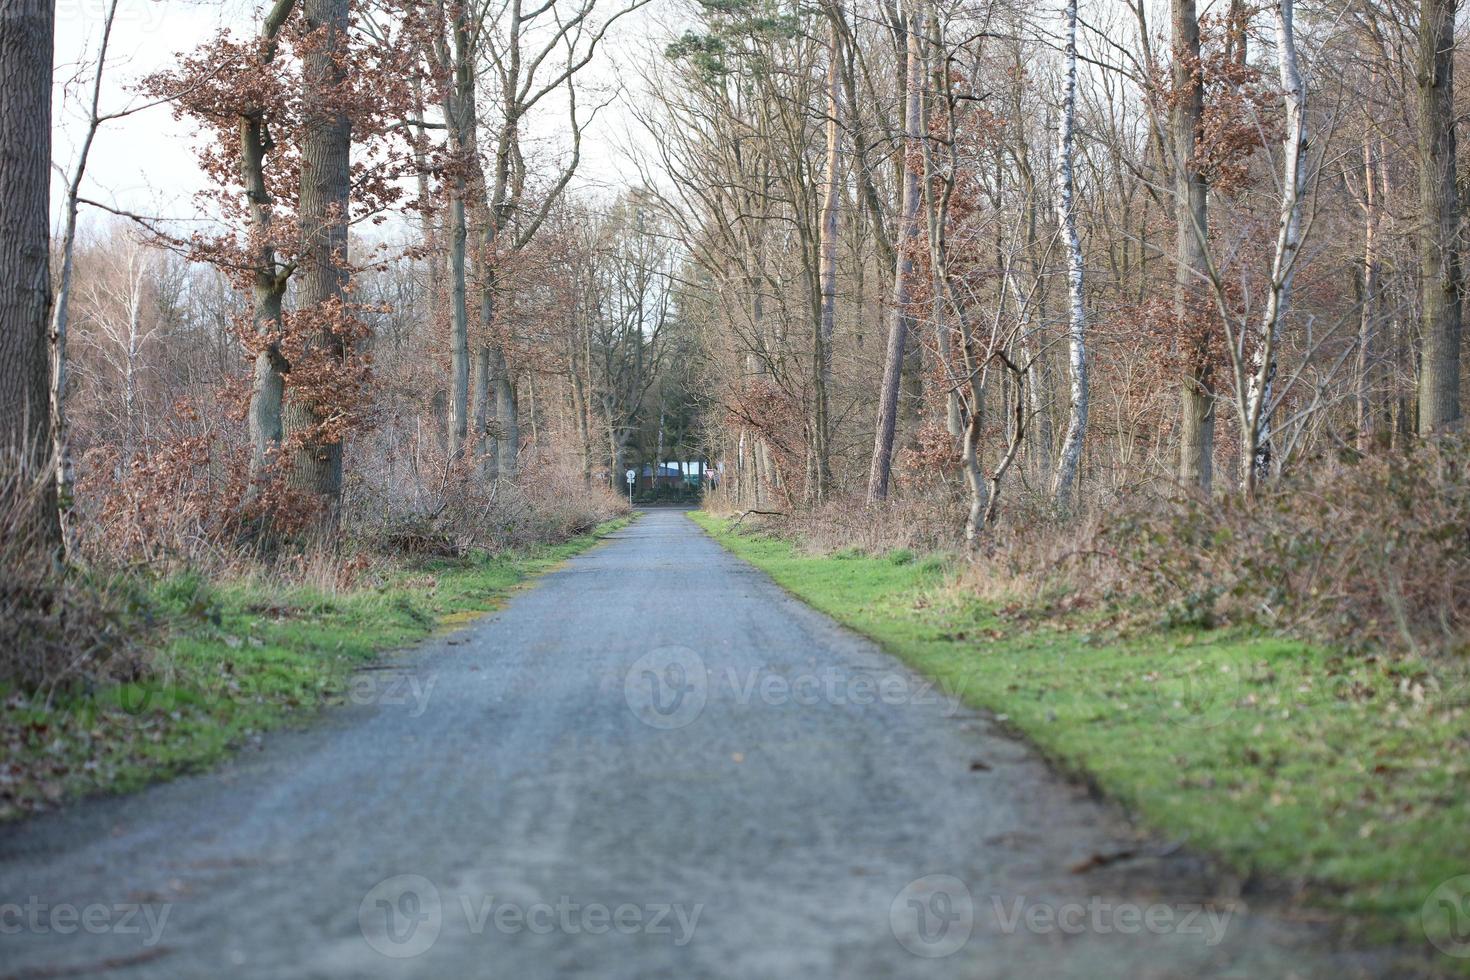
[689,510,1470,959]
[0,516,631,820]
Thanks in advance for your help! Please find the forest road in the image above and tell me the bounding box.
[0,509,1402,978]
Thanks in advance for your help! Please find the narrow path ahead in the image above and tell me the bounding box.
[1,511,1390,978]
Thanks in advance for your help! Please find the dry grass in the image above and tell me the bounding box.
[345,455,628,560]
[713,438,1470,663]
[706,489,968,556]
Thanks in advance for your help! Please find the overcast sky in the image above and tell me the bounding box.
[53,0,672,234]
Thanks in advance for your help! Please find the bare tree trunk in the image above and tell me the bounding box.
[479,224,515,481]
[814,0,842,500]
[49,0,121,559]
[474,342,494,474]
[570,359,591,484]
[494,343,519,480]
[1052,0,1088,512]
[867,8,923,503]
[1417,0,1462,433]
[247,284,287,486]
[607,409,627,493]
[1394,307,1415,443]
[525,371,538,449]
[122,255,148,453]
[243,0,297,494]
[1241,0,1307,495]
[1172,0,1213,492]
[981,368,1028,531]
[921,8,964,443]
[410,80,440,327]
[1357,128,1383,449]
[282,0,351,521]
[572,311,594,484]
[655,404,665,471]
[448,189,470,457]
[1012,107,1053,478]
[746,226,770,505]
[962,409,987,542]
[443,17,474,460]
[0,0,58,545]
[735,428,747,506]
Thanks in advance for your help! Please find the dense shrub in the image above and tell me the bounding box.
[0,458,144,692]
[1094,438,1470,656]
[345,454,628,559]
[718,490,966,556]
[734,439,1469,663]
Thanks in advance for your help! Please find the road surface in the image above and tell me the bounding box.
[0,510,1400,978]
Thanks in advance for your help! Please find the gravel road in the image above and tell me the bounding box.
[0,510,1404,978]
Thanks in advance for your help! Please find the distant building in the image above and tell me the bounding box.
[637,461,710,491]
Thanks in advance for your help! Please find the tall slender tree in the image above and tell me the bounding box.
[814,0,843,500]
[51,0,135,560]
[1052,0,1088,511]
[1172,0,1212,492]
[1417,0,1461,433]
[1240,0,1308,494]
[282,0,354,519]
[868,5,924,503]
[429,0,478,462]
[240,0,298,489]
[0,0,59,545]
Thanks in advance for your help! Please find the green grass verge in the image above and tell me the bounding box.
[1,516,632,820]
[690,510,1470,960]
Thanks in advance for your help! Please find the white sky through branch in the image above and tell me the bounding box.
[52,0,672,234]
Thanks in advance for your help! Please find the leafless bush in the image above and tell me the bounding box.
[0,453,144,692]
[72,429,245,572]
[345,450,628,559]
[726,489,966,556]
[737,437,1469,665]
[950,504,1111,609]
[1086,439,1470,656]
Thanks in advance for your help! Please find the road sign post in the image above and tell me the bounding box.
[625,468,635,506]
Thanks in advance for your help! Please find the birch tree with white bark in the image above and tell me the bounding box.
[1237,0,1309,496]
[1051,0,1087,512]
